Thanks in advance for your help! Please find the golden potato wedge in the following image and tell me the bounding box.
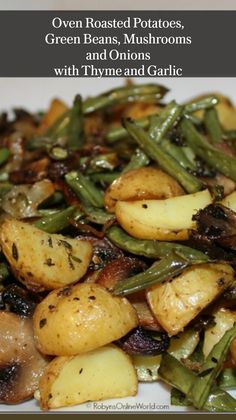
[38,344,138,410]
[123,102,161,120]
[115,189,212,241]
[33,283,138,356]
[0,219,92,292]
[38,98,69,133]
[221,191,236,213]
[203,307,236,358]
[146,263,234,336]
[105,167,184,212]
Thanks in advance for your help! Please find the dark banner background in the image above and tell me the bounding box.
[0,10,235,77]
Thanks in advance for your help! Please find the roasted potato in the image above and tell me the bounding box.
[33,283,138,356]
[203,307,236,357]
[0,219,92,292]
[115,189,212,241]
[146,263,234,336]
[38,98,68,133]
[37,344,137,410]
[221,191,236,213]
[105,167,184,212]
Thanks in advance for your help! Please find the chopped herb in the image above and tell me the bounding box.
[12,243,18,261]
[39,318,47,328]
[71,255,82,264]
[48,237,53,248]
[58,240,73,251]
[67,254,75,270]
[44,258,55,267]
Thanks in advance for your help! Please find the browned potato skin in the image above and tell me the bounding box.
[105,167,184,212]
[38,345,138,410]
[33,283,138,356]
[0,219,93,292]
[38,98,68,133]
[0,311,48,404]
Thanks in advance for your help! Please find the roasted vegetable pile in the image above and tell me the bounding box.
[0,83,236,411]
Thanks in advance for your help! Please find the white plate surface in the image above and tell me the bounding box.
[0,77,235,413]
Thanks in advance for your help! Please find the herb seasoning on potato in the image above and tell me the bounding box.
[0,83,236,411]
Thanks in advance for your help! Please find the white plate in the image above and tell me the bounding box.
[0,77,235,413]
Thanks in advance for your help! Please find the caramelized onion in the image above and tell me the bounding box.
[1,179,55,219]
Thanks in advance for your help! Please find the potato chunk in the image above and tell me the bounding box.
[105,167,184,212]
[33,283,138,356]
[115,189,212,241]
[221,191,236,213]
[203,307,236,357]
[38,98,68,133]
[38,344,137,410]
[0,219,92,291]
[146,264,234,336]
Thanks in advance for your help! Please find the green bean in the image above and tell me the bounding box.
[112,253,189,296]
[83,205,115,225]
[0,182,13,198]
[204,108,223,143]
[38,209,60,216]
[105,96,211,145]
[0,148,10,166]
[122,148,150,173]
[65,170,104,208]
[46,110,70,139]
[184,114,202,125]
[91,172,120,185]
[82,84,168,114]
[171,388,191,407]
[49,146,68,160]
[107,226,210,262]
[149,101,183,144]
[105,117,150,143]
[160,139,196,170]
[34,206,76,233]
[84,153,118,173]
[184,96,218,114]
[188,324,236,409]
[224,130,236,140]
[26,136,55,151]
[67,95,84,150]
[40,191,65,208]
[0,262,10,281]
[180,118,236,181]
[218,368,236,390]
[123,119,202,193]
[159,353,236,412]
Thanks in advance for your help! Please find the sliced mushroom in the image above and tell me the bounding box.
[117,326,170,356]
[0,311,48,404]
[96,256,146,290]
